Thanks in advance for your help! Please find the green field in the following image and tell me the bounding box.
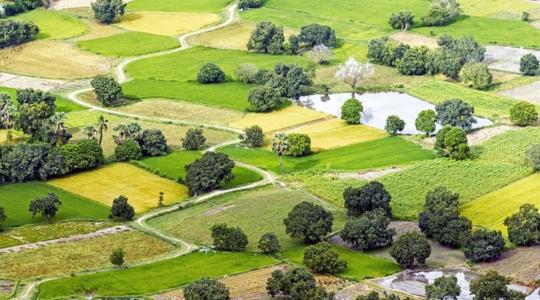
[148,186,347,251]
[12,9,87,40]
[127,0,232,12]
[38,251,276,299]
[220,137,436,173]
[0,86,85,113]
[134,150,263,189]
[77,32,179,57]
[0,182,109,227]
[475,127,540,165]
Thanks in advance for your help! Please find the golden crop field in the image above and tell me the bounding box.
[49,163,189,213]
[117,11,219,36]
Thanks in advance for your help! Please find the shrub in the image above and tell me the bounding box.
[286,34,300,55]
[184,278,229,300]
[389,11,414,31]
[415,109,437,136]
[435,99,476,131]
[460,63,492,90]
[62,139,105,173]
[343,181,392,217]
[242,125,265,147]
[258,232,281,254]
[29,193,62,223]
[422,0,460,26]
[137,129,168,157]
[185,152,235,196]
[238,0,262,10]
[182,128,206,150]
[211,224,248,251]
[284,201,333,244]
[267,268,334,299]
[340,208,395,250]
[235,63,259,83]
[110,248,125,267]
[91,0,126,24]
[434,125,470,160]
[525,144,540,171]
[390,232,431,268]
[464,229,505,262]
[504,204,540,246]
[425,276,461,300]
[197,63,225,84]
[438,35,485,65]
[397,46,431,75]
[341,98,363,124]
[91,75,123,106]
[3,0,48,16]
[286,133,311,157]
[509,101,538,126]
[385,115,405,135]
[247,21,284,54]
[248,85,284,112]
[299,24,337,48]
[109,195,135,221]
[0,20,39,48]
[520,53,539,76]
[470,271,526,300]
[114,139,142,161]
[303,242,347,274]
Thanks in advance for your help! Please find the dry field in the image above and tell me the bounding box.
[485,45,540,74]
[476,246,540,284]
[117,11,219,36]
[48,163,189,213]
[499,80,540,104]
[390,32,438,49]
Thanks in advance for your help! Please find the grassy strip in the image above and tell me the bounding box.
[77,32,179,57]
[12,9,87,40]
[0,86,86,113]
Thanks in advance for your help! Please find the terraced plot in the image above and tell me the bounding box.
[78,32,179,57]
[117,11,219,36]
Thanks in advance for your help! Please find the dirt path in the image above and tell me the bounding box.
[330,167,403,181]
[0,72,67,91]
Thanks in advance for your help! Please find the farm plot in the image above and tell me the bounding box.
[0,231,174,280]
[127,0,232,12]
[476,246,540,284]
[48,163,189,213]
[459,0,540,18]
[12,9,87,40]
[38,252,276,299]
[475,127,540,165]
[148,186,347,251]
[78,32,179,57]
[499,80,540,105]
[117,11,219,36]
[484,46,540,74]
[0,86,85,113]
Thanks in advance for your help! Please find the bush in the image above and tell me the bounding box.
[238,0,262,10]
[385,115,405,135]
[341,98,363,124]
[211,224,248,251]
[425,276,461,300]
[504,204,540,246]
[464,229,505,262]
[299,24,337,48]
[62,139,105,173]
[29,193,62,223]
[91,0,126,24]
[185,152,235,196]
[415,109,437,136]
[422,0,460,26]
[397,46,431,75]
[286,133,311,157]
[390,232,431,268]
[470,271,526,300]
[247,21,284,54]
[267,268,334,300]
[258,232,281,254]
[343,181,392,217]
[110,248,125,267]
[525,144,540,171]
[510,101,538,126]
[235,63,259,83]
[3,0,48,16]
[303,242,347,274]
[0,207,6,230]
[284,201,333,244]
[242,125,264,147]
[137,129,168,157]
[182,128,206,150]
[435,99,476,131]
[368,37,410,67]
[389,11,414,31]
[91,75,123,106]
[520,53,539,76]
[340,208,395,250]
[438,35,485,65]
[460,63,492,90]
[434,125,470,160]
[248,85,284,112]
[197,63,225,84]
[0,20,39,49]
[184,278,229,300]
[114,139,142,161]
[109,195,134,221]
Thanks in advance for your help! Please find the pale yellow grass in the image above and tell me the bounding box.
[49,163,188,213]
[0,40,112,79]
[117,11,219,36]
[0,130,23,144]
[390,32,438,49]
[229,106,330,133]
[460,0,539,17]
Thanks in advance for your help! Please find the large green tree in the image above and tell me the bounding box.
[303,242,347,274]
[434,125,470,160]
[435,99,476,131]
[340,208,395,250]
[211,224,248,251]
[298,23,337,48]
[109,195,135,221]
[267,268,334,300]
[341,98,363,124]
[284,201,333,244]
[91,0,126,24]
[185,152,235,196]
[343,181,392,217]
[91,75,123,106]
[29,193,62,223]
[247,21,284,54]
[504,204,540,246]
[470,271,526,300]
[415,109,437,136]
[390,232,431,268]
[464,229,505,262]
[425,275,461,300]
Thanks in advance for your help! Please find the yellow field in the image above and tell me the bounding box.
[461,173,540,235]
[229,106,330,133]
[390,32,438,49]
[460,0,539,18]
[117,11,219,36]
[49,163,189,213]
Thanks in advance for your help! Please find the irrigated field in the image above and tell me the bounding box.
[78,32,179,57]
[117,11,219,36]
[127,0,232,12]
[12,9,87,40]
[48,163,189,213]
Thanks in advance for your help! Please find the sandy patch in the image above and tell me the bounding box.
[467,125,514,145]
[499,80,540,104]
[390,32,438,49]
[329,167,402,181]
[484,45,540,74]
[0,72,65,91]
[117,11,219,36]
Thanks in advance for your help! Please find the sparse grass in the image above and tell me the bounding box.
[117,11,219,36]
[12,9,87,40]
[48,163,189,213]
[459,0,539,18]
[77,32,179,57]
[127,0,232,12]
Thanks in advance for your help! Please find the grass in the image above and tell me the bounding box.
[38,251,276,299]
[127,0,232,12]
[459,0,539,18]
[148,186,347,251]
[48,163,189,213]
[220,137,436,173]
[12,9,87,40]
[0,231,174,280]
[461,173,540,235]
[0,182,109,227]
[77,32,179,57]
[474,127,540,165]
[117,11,219,36]
[0,86,85,114]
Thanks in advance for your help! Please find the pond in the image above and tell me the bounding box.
[296,92,493,135]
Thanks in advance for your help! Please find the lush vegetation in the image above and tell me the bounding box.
[78,32,178,57]
[127,0,232,12]
[12,9,87,40]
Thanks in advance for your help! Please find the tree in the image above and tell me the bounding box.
[247,21,284,54]
[114,138,142,161]
[435,99,476,131]
[464,229,505,262]
[307,44,333,64]
[0,20,39,49]
[415,110,437,136]
[286,133,311,157]
[470,271,526,300]
[83,125,97,140]
[299,24,337,48]
[397,46,431,76]
[272,133,289,174]
[389,11,414,31]
[29,193,62,223]
[182,128,206,150]
[211,224,248,251]
[422,0,460,26]
[460,62,492,90]
[61,139,105,173]
[91,0,126,24]
[267,267,334,300]
[510,101,538,126]
[335,57,374,98]
[425,276,461,300]
[113,122,142,145]
[438,35,485,65]
[0,207,6,230]
[97,115,108,146]
[91,75,123,106]
[0,93,16,134]
[238,0,262,10]
[340,209,395,250]
[525,144,540,171]
[235,63,259,83]
[109,195,135,221]
[241,125,264,147]
[303,242,347,274]
[434,125,470,160]
[284,201,333,244]
[504,204,540,246]
[520,53,539,76]
[357,292,401,300]
[197,63,225,84]
[184,278,230,300]
[137,129,168,156]
[15,89,56,141]
[341,98,363,124]
[248,85,284,112]
[3,0,49,17]
[287,34,300,55]
[343,181,392,217]
[385,115,405,135]
[185,152,235,196]
[268,63,312,100]
[258,232,281,254]
[390,232,431,268]
[110,248,125,268]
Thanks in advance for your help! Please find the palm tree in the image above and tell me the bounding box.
[97,115,108,146]
[271,133,289,174]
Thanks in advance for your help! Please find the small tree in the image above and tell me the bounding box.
[184,278,229,300]
[182,128,206,150]
[335,57,374,98]
[307,44,333,64]
[267,267,334,299]
[91,0,126,24]
[520,53,539,76]
[271,133,289,174]
[114,138,142,161]
[425,275,461,300]
[470,271,526,300]
[248,85,284,112]
[397,46,431,76]
[137,129,169,157]
[241,125,264,147]
[504,204,540,246]
[460,62,492,90]
[415,109,437,136]
[110,248,125,268]
[0,207,6,230]
[235,63,259,83]
[286,133,311,157]
[343,181,392,217]
[525,144,540,171]
[258,232,281,254]
[185,152,235,196]
[284,201,333,244]
[435,99,476,131]
[211,224,248,251]
[299,23,337,48]
[303,242,347,274]
[341,98,363,124]
[238,0,263,10]
[29,193,62,223]
[91,75,123,106]
[464,229,505,262]
[197,63,225,84]
[510,101,538,126]
[390,232,431,268]
[97,115,109,146]
[109,195,135,221]
[434,125,470,160]
[385,115,405,135]
[389,11,414,31]
[340,208,395,250]
[422,0,460,26]
[247,21,284,54]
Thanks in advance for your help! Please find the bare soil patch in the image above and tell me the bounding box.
[330,167,402,181]
[499,80,540,104]
[390,32,438,49]
[485,45,540,73]
[467,125,514,145]
[476,246,540,284]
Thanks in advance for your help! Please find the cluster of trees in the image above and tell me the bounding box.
[91,75,124,106]
[112,122,169,161]
[238,0,263,10]
[389,0,460,31]
[0,19,39,49]
[91,0,126,24]
[504,203,540,246]
[267,267,335,299]
[270,132,311,172]
[2,0,48,17]
[184,152,235,196]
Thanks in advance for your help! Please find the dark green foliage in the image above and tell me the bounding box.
[109,195,135,221]
[435,51,464,80]
[287,34,300,55]
[519,53,539,76]
[286,133,311,157]
[3,0,48,16]
[238,0,263,10]
[258,232,281,254]
[110,248,125,267]
[197,63,225,84]
[368,37,410,67]
[298,23,337,48]
[522,11,530,22]
[247,21,284,55]
[268,63,312,99]
[460,63,492,90]
[525,144,540,171]
[510,101,538,126]
[464,229,505,262]
[137,129,169,157]
[470,271,526,300]
[415,109,437,136]
[0,93,15,130]
[184,277,230,300]
[357,292,401,300]
[91,75,123,106]
[185,152,235,196]
[113,122,142,145]
[340,208,395,250]
[0,20,39,48]
[504,204,540,246]
[397,46,431,75]
[29,193,61,223]
[389,11,414,31]
[241,125,264,147]
[0,143,64,182]
[385,115,405,135]
[343,181,392,217]
[341,98,363,124]
[248,85,284,112]
[182,128,206,150]
[390,232,431,268]
[434,125,470,160]
[435,99,476,131]
[438,35,486,65]
[267,267,334,300]
[303,242,347,274]
[114,139,142,161]
[15,89,56,141]
[284,201,333,244]
[422,0,460,26]
[211,223,248,251]
[62,139,105,173]
[0,207,6,230]
[91,0,126,24]
[425,276,461,300]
